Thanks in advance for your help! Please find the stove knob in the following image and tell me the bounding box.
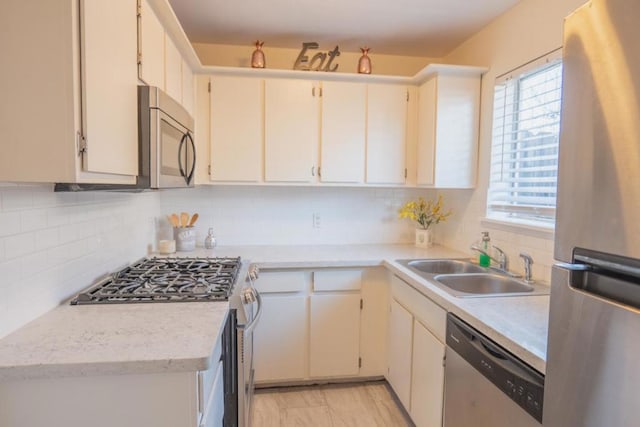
[241,287,257,304]
[248,265,259,281]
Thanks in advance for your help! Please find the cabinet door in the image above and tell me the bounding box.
[410,320,445,427]
[209,76,263,182]
[254,295,307,382]
[264,79,319,183]
[388,298,413,410]
[181,59,194,114]
[164,34,182,102]
[432,74,480,188]
[81,0,138,176]
[416,74,481,188]
[309,294,361,377]
[320,81,366,183]
[416,79,437,186]
[138,0,164,89]
[366,84,408,184]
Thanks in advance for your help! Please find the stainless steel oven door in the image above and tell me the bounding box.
[150,108,195,188]
[236,285,262,427]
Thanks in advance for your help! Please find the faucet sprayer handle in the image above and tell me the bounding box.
[519,253,534,283]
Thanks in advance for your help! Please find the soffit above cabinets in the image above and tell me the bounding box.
[168,0,522,57]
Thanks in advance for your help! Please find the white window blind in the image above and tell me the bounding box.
[487,52,563,227]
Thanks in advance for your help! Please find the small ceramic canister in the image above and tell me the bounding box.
[158,239,176,254]
[174,227,196,252]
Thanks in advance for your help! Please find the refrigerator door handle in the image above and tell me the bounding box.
[554,261,592,271]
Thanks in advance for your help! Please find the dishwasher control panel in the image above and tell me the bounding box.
[446,314,545,423]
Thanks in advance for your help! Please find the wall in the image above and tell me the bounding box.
[436,0,588,281]
[0,184,158,338]
[193,43,435,77]
[159,186,435,246]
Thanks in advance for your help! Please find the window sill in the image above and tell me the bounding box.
[480,217,555,240]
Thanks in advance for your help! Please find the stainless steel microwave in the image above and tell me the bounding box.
[139,85,195,189]
[54,86,195,192]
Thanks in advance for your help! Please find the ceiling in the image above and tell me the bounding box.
[168,0,522,57]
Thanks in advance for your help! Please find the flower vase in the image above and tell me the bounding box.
[415,228,433,248]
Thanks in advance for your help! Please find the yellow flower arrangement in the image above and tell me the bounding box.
[398,195,452,230]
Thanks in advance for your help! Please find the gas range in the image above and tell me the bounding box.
[70,257,242,305]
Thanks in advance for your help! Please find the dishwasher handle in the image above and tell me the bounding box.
[446,314,544,423]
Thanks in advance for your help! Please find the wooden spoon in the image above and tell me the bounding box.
[188,213,199,227]
[170,213,179,228]
[180,212,189,228]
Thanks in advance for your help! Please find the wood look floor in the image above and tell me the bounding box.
[251,381,413,427]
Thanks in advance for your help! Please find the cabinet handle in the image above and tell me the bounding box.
[312,87,316,97]
[311,166,315,177]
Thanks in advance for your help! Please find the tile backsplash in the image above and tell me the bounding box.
[0,184,158,338]
[159,186,435,247]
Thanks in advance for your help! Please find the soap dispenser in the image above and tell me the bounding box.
[478,231,491,267]
[204,228,217,249]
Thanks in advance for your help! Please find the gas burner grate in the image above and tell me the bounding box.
[71,257,242,305]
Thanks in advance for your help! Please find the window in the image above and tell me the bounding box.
[487,52,563,227]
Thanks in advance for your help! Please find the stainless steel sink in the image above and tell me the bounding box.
[434,273,548,297]
[396,258,550,298]
[397,259,486,275]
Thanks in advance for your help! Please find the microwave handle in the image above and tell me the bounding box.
[186,132,196,185]
[177,133,187,182]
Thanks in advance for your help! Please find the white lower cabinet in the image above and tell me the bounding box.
[252,268,388,385]
[254,295,307,382]
[388,298,414,409]
[411,319,446,427]
[0,323,225,427]
[310,294,361,377]
[388,275,447,427]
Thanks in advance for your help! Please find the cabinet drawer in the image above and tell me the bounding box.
[198,334,223,417]
[255,271,305,293]
[313,270,362,291]
[391,275,446,342]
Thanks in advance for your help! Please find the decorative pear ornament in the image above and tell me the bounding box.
[358,47,372,74]
[251,40,266,68]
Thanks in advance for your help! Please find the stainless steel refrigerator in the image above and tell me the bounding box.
[544,0,640,425]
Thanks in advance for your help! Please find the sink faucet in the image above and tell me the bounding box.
[470,244,509,271]
[519,253,534,284]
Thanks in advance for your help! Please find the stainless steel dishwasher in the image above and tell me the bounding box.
[444,314,544,427]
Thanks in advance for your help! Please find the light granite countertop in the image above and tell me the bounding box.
[0,243,550,381]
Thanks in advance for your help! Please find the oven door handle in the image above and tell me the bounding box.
[240,290,263,334]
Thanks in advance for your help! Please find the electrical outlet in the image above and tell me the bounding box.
[313,213,321,228]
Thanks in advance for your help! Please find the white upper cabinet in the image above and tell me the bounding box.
[138,0,165,89]
[80,0,139,176]
[264,79,319,183]
[367,84,408,184]
[0,0,138,184]
[320,81,367,183]
[164,34,182,102]
[209,76,263,182]
[181,59,194,115]
[366,84,408,184]
[416,72,481,188]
